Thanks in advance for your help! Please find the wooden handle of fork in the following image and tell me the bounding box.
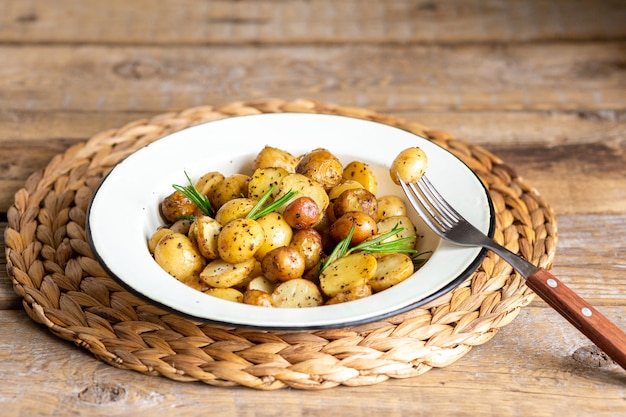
[526,268,626,370]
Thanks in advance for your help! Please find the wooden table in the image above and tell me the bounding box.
[1,1,625,415]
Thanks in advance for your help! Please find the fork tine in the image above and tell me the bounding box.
[416,176,462,228]
[398,177,447,235]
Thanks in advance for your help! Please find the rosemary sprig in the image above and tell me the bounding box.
[318,223,417,276]
[246,185,298,220]
[172,172,214,217]
[410,251,431,268]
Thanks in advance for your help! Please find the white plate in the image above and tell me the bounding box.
[86,113,494,330]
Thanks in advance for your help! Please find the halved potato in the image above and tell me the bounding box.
[199,257,256,288]
[205,287,244,303]
[274,173,330,218]
[189,216,222,260]
[376,215,418,249]
[272,278,324,308]
[325,283,372,305]
[319,252,377,297]
[247,275,276,294]
[195,171,225,196]
[368,253,415,292]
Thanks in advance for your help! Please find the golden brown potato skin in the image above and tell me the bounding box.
[329,212,378,245]
[160,191,203,223]
[332,188,378,220]
[261,246,306,282]
[296,148,344,191]
[217,218,265,263]
[243,289,275,307]
[289,228,324,271]
[390,147,428,185]
[253,145,299,173]
[208,174,251,210]
[282,196,320,229]
[153,232,206,281]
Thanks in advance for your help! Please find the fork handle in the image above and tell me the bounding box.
[526,268,626,370]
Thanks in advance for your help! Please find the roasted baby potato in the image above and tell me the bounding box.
[188,216,222,260]
[194,171,225,196]
[148,227,173,254]
[332,188,378,220]
[274,173,329,219]
[254,212,293,260]
[296,148,344,191]
[368,252,414,292]
[282,196,320,229]
[253,145,300,173]
[390,147,428,185]
[246,276,276,294]
[200,257,256,288]
[261,246,306,282]
[328,180,364,202]
[330,212,378,245]
[217,218,265,263]
[289,228,324,271]
[326,283,372,305]
[342,161,377,194]
[208,174,251,210]
[154,232,206,281]
[160,190,203,223]
[243,289,275,307]
[248,167,290,200]
[214,197,257,225]
[376,215,418,249]
[205,287,244,303]
[377,195,407,219]
[272,278,324,308]
[319,252,377,297]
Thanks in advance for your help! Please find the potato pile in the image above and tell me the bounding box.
[148,146,428,308]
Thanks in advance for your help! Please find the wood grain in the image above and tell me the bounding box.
[0,42,624,113]
[1,0,625,415]
[2,0,624,44]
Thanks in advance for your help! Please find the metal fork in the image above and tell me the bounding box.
[399,175,626,370]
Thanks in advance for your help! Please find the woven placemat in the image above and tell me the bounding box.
[4,99,557,390]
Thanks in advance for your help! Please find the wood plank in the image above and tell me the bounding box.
[492,143,626,215]
[1,0,624,44]
[2,109,624,146]
[0,308,624,416]
[0,42,624,114]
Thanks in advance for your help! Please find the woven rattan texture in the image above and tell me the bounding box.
[4,99,557,390]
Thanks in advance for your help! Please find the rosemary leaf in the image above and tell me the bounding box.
[172,171,214,217]
[246,185,298,220]
[411,251,431,268]
[347,224,416,255]
[318,224,355,276]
